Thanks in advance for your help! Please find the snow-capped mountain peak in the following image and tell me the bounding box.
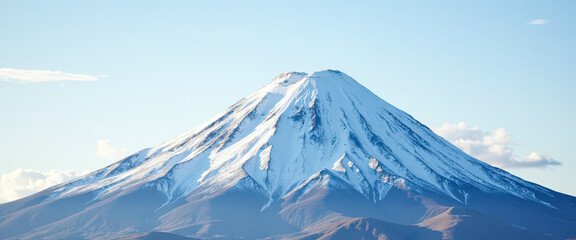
[49,70,550,207]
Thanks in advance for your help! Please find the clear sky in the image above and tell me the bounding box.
[1,0,575,201]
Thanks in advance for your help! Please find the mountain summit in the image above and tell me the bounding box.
[1,70,575,240]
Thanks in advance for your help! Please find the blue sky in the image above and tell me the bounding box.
[1,0,575,201]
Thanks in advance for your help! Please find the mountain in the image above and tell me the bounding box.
[114,232,200,240]
[0,70,574,239]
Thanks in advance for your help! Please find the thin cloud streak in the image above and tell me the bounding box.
[528,19,549,25]
[0,68,100,83]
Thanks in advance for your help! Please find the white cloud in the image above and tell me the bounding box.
[528,19,549,25]
[0,68,100,83]
[434,122,560,169]
[0,169,87,203]
[97,139,127,159]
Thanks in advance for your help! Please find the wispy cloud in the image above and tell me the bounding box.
[434,122,560,169]
[97,139,127,159]
[0,68,101,83]
[528,19,549,25]
[0,169,87,203]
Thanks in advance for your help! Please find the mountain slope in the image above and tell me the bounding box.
[114,232,200,240]
[286,217,442,240]
[417,207,561,240]
[0,70,574,239]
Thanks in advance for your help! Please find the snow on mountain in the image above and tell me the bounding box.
[47,70,551,207]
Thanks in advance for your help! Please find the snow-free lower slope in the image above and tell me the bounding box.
[1,70,575,240]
